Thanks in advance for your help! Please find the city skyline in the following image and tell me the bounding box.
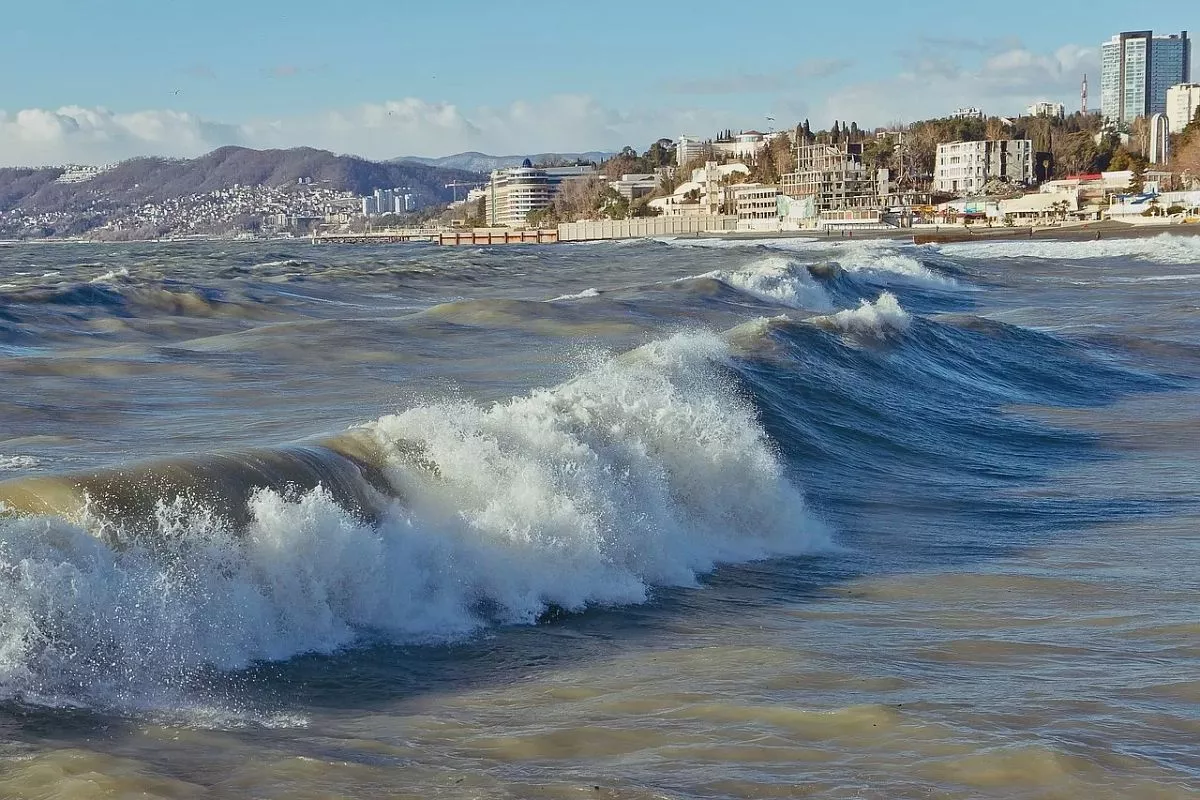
[0,1,1193,167]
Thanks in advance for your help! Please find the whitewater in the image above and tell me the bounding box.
[0,234,1197,799]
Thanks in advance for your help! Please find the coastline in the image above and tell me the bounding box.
[695,219,1200,244]
[7,220,1200,247]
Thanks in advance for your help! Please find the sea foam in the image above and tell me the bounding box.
[812,292,911,338]
[0,332,826,709]
[938,233,1200,264]
[693,256,835,310]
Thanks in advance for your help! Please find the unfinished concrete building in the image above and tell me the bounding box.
[779,144,885,225]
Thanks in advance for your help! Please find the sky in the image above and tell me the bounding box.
[0,1,1193,166]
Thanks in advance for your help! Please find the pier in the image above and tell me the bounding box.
[311,227,558,246]
[311,228,441,244]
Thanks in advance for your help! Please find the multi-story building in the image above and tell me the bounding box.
[950,107,984,120]
[733,183,782,232]
[1166,83,1200,133]
[484,161,597,227]
[608,173,660,201]
[779,144,880,213]
[648,161,750,217]
[1027,101,1066,118]
[1100,31,1191,124]
[934,140,1034,195]
[676,135,709,166]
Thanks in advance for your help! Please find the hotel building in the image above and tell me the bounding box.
[485,161,597,227]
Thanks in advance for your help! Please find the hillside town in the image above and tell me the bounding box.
[3,27,1200,243]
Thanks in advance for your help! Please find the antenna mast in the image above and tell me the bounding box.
[1081,74,1089,115]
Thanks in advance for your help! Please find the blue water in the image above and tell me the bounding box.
[0,234,1198,799]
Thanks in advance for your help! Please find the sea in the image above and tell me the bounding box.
[0,233,1197,799]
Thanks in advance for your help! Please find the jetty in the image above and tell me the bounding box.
[312,227,559,246]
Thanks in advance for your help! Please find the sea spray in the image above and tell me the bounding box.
[691,256,835,310]
[0,331,826,709]
[813,292,912,338]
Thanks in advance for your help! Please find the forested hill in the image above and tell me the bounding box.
[0,147,485,213]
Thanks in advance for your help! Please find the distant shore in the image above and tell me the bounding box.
[6,219,1200,248]
[697,219,1200,245]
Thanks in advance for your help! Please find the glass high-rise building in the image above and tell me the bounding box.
[1100,31,1191,124]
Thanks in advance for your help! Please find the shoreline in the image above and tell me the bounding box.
[695,219,1200,244]
[6,220,1200,247]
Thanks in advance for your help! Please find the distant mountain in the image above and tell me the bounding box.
[0,147,486,215]
[394,151,617,173]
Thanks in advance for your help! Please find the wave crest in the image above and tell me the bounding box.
[0,332,826,709]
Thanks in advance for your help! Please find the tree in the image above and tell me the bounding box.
[1129,163,1146,194]
[1173,132,1200,187]
[1054,131,1102,177]
[862,138,895,172]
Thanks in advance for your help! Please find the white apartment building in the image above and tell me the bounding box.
[1167,83,1200,132]
[950,107,984,120]
[676,135,709,166]
[934,140,1034,195]
[734,183,781,231]
[485,161,597,227]
[1027,101,1066,118]
[608,173,659,201]
[649,161,750,217]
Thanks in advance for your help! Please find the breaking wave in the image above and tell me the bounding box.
[0,332,826,709]
[812,292,911,338]
[938,233,1200,264]
[692,256,834,311]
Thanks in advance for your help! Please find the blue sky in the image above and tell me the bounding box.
[0,1,1193,165]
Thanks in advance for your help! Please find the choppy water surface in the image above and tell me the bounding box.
[0,235,1197,798]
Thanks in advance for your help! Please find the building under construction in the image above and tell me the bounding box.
[779,141,927,228]
[781,144,878,207]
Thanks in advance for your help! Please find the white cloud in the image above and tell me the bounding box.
[817,42,1098,125]
[0,42,1100,167]
[0,96,740,167]
[0,106,245,166]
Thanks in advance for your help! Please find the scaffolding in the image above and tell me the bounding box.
[780,144,880,212]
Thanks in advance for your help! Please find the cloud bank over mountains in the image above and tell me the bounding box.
[0,42,1097,167]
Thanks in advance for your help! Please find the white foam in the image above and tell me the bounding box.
[89,267,130,283]
[551,287,601,301]
[668,237,956,288]
[826,241,957,288]
[693,256,834,311]
[0,455,40,472]
[658,236,822,250]
[0,332,827,709]
[813,292,911,338]
[938,233,1200,264]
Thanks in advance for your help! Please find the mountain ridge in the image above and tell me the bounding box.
[0,146,486,215]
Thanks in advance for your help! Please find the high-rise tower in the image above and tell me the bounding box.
[1100,31,1191,124]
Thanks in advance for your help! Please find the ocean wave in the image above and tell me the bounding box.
[0,455,40,472]
[551,287,601,301]
[665,236,958,289]
[89,267,131,284]
[937,233,1200,264]
[689,256,835,311]
[1,281,278,320]
[811,292,911,338]
[0,332,826,709]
